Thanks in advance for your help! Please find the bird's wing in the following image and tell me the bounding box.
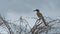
[37,13,44,18]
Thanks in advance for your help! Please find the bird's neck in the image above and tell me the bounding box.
[37,11,40,13]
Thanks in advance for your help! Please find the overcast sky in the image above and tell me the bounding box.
[0,0,60,19]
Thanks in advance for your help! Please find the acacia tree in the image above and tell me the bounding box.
[0,15,60,34]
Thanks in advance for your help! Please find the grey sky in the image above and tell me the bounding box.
[0,0,60,19]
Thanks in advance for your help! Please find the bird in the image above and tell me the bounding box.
[33,9,47,26]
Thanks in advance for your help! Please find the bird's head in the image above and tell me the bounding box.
[33,9,40,12]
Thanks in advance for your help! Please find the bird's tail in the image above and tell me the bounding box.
[42,19,47,26]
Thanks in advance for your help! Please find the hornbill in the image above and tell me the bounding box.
[33,9,47,26]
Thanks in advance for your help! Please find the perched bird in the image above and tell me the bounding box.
[33,9,47,26]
